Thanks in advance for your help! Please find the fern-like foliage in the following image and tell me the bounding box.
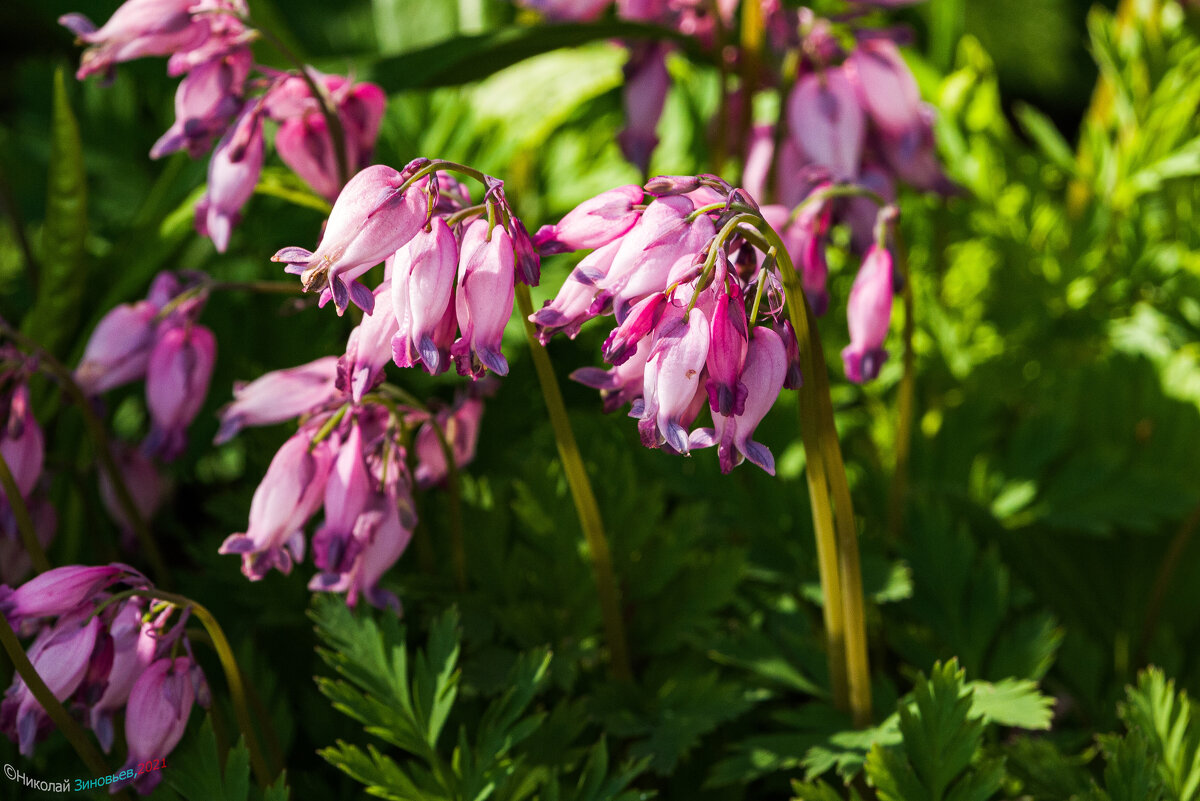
[161,716,290,801]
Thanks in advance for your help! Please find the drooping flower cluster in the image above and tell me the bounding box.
[0,353,54,585]
[214,346,487,610]
[272,159,540,380]
[61,0,386,251]
[532,176,897,472]
[0,565,207,794]
[76,271,215,463]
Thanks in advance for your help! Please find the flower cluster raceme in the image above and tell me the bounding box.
[61,0,386,252]
[0,565,207,795]
[213,344,487,610]
[0,354,55,585]
[76,271,215,464]
[532,176,898,472]
[272,159,540,381]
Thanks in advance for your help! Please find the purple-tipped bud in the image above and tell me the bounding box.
[60,0,206,81]
[391,218,458,375]
[272,166,431,315]
[618,43,671,173]
[340,281,399,403]
[215,356,340,445]
[151,48,250,160]
[842,245,894,383]
[0,564,143,626]
[194,105,264,253]
[309,488,411,613]
[144,323,217,461]
[644,175,702,197]
[690,326,786,473]
[603,292,666,366]
[705,276,749,416]
[75,301,159,395]
[533,185,644,254]
[413,398,484,488]
[635,310,710,453]
[787,66,865,181]
[121,657,199,793]
[529,238,621,343]
[218,431,334,580]
[451,219,515,378]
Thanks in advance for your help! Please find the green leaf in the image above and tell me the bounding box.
[21,67,87,358]
[966,679,1054,730]
[363,21,694,91]
[164,716,291,801]
[1090,730,1166,801]
[1118,668,1200,801]
[1013,102,1078,176]
[863,661,1003,801]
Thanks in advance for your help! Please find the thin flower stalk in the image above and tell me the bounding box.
[516,284,633,682]
[0,450,50,574]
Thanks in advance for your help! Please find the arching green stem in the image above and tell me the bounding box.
[752,219,873,727]
[0,450,50,573]
[515,285,633,682]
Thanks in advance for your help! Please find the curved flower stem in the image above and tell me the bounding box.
[0,613,135,800]
[888,237,915,541]
[121,589,272,786]
[429,418,467,592]
[0,319,169,587]
[249,22,351,189]
[515,285,633,682]
[753,219,872,727]
[0,451,50,574]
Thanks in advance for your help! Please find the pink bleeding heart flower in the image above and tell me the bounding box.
[121,657,201,794]
[89,599,157,752]
[529,238,622,343]
[846,39,922,136]
[842,245,895,383]
[879,105,954,195]
[690,326,787,474]
[1,384,44,503]
[597,196,716,320]
[163,0,252,77]
[75,301,159,395]
[59,0,207,81]
[451,219,515,378]
[150,48,251,159]
[0,564,144,627]
[705,272,749,417]
[310,489,410,613]
[618,43,671,174]
[194,104,264,253]
[517,0,613,21]
[339,281,399,403]
[215,356,341,444]
[572,336,653,414]
[633,307,710,454]
[144,323,217,461]
[310,423,371,578]
[412,398,484,488]
[0,612,103,756]
[532,185,645,254]
[273,164,431,315]
[787,66,866,181]
[218,430,335,580]
[390,218,459,375]
[772,319,804,390]
[99,445,166,542]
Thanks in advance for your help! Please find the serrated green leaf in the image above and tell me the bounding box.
[967,679,1054,730]
[1118,668,1200,801]
[22,67,87,357]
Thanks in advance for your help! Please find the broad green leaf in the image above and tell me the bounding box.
[966,679,1054,730]
[22,67,87,358]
